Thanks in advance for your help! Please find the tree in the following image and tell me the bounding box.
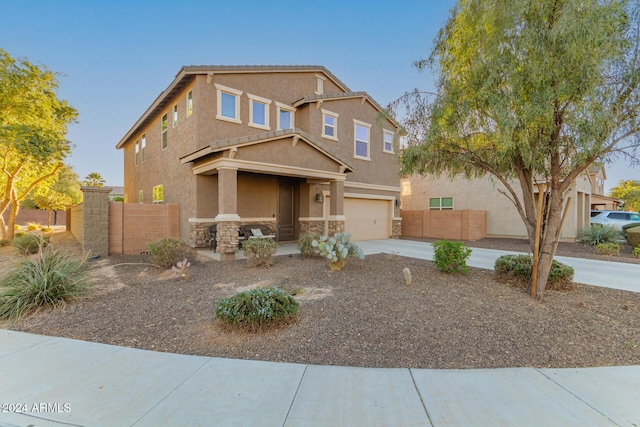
[0,49,78,240]
[391,0,640,298]
[32,191,73,226]
[610,180,640,211]
[82,171,105,187]
[22,163,83,209]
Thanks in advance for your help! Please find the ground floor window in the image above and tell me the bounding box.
[429,197,453,210]
[153,185,163,204]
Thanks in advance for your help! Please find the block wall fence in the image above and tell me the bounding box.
[67,187,179,257]
[400,210,487,241]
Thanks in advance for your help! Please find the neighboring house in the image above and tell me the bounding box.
[116,65,402,259]
[401,171,593,241]
[587,164,623,211]
[108,186,125,202]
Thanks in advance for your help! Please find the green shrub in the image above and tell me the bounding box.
[40,226,54,233]
[215,286,298,330]
[12,234,50,255]
[147,237,194,269]
[595,243,620,256]
[633,247,640,258]
[577,224,622,246]
[626,228,640,247]
[242,238,277,267]
[14,225,20,231]
[296,232,321,257]
[432,240,472,274]
[14,231,25,238]
[0,248,89,320]
[26,222,40,231]
[312,232,364,271]
[0,239,10,247]
[494,254,574,291]
[621,222,640,234]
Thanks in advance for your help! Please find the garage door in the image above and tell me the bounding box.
[344,198,391,240]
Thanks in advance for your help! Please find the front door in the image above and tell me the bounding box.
[278,180,298,241]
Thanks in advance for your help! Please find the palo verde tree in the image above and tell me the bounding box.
[610,179,640,211]
[0,49,78,240]
[391,0,640,298]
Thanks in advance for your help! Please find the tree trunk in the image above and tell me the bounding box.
[5,199,19,241]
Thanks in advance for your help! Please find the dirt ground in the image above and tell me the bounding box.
[3,231,640,369]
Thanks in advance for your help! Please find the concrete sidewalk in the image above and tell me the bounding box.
[2,239,639,426]
[1,330,638,427]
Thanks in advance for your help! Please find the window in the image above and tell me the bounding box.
[429,197,454,210]
[138,190,143,204]
[161,113,168,149]
[276,102,295,130]
[315,73,325,95]
[141,134,146,162]
[215,83,242,124]
[354,120,371,160]
[153,185,163,204]
[186,90,193,117]
[321,109,339,141]
[134,140,140,166]
[247,93,272,130]
[383,130,394,154]
[173,105,178,128]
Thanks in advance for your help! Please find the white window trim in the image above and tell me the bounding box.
[383,129,394,154]
[186,90,193,117]
[276,101,295,130]
[247,93,272,130]
[215,83,243,124]
[172,105,178,128]
[161,113,168,150]
[321,109,339,141]
[315,73,326,95]
[141,134,146,162]
[353,119,371,161]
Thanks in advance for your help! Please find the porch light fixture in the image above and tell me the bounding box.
[315,193,324,203]
[395,199,401,207]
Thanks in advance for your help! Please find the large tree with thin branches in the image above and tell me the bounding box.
[391,0,640,298]
[0,49,77,240]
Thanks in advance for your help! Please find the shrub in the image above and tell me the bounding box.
[494,254,574,291]
[12,234,50,255]
[171,258,191,279]
[215,286,298,330]
[40,226,54,233]
[14,225,20,231]
[15,231,25,238]
[242,238,277,267]
[595,243,620,256]
[577,224,622,246]
[633,247,640,258]
[296,232,321,257]
[26,222,40,231]
[147,238,194,269]
[626,228,640,248]
[432,240,472,274]
[312,232,364,271]
[0,248,89,320]
[0,239,10,247]
[621,222,640,234]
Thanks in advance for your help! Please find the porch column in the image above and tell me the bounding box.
[215,167,240,260]
[328,179,346,235]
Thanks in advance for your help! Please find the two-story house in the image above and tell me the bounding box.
[116,66,401,259]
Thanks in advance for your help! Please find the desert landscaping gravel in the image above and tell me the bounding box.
[4,231,640,369]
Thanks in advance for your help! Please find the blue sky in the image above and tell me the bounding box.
[1,0,635,193]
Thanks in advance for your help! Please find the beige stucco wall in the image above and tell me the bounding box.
[403,173,592,241]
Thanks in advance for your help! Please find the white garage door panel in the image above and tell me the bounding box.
[344,198,390,240]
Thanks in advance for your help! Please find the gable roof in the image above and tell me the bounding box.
[115,65,351,149]
[180,128,355,173]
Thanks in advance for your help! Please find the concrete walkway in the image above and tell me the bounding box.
[2,239,639,426]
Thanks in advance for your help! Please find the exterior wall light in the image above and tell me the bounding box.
[315,194,324,203]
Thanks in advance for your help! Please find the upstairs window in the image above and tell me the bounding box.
[315,73,326,95]
[173,105,178,128]
[215,83,242,124]
[135,140,140,166]
[383,130,394,154]
[186,90,193,117]
[247,93,272,130]
[321,109,338,141]
[141,134,146,162]
[161,113,168,149]
[429,197,454,210]
[276,102,295,130]
[354,120,371,160]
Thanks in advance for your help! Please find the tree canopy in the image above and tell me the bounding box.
[0,49,78,239]
[82,171,105,187]
[391,0,640,297]
[610,179,640,211]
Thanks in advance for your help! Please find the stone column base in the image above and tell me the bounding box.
[392,218,402,238]
[216,221,240,258]
[327,219,345,236]
[299,219,326,236]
